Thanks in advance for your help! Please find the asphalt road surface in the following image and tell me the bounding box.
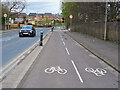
[1,28,50,67]
[20,30,118,88]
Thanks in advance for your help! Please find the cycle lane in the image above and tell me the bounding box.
[60,31,118,88]
[20,31,85,88]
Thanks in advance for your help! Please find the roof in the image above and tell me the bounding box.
[37,14,44,16]
[44,13,52,16]
[29,13,36,16]
[18,13,27,18]
[52,14,62,18]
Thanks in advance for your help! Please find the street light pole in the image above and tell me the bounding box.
[104,1,108,40]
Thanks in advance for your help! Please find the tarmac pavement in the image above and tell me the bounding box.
[66,31,119,72]
[19,30,118,88]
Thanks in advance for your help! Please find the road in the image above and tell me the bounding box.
[20,30,118,88]
[1,28,50,67]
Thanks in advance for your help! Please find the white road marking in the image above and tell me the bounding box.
[0,40,37,73]
[63,41,65,46]
[65,47,70,55]
[85,67,107,76]
[71,60,84,83]
[45,66,67,74]
[59,32,63,42]
[60,35,62,38]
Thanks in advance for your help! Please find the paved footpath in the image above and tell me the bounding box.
[19,30,118,88]
[66,31,119,72]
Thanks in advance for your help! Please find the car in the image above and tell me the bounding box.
[19,25,36,37]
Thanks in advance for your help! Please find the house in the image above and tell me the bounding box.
[15,13,27,23]
[18,13,27,18]
[44,13,53,19]
[37,14,44,19]
[28,13,36,20]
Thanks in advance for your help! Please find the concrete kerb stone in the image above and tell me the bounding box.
[1,30,52,88]
[65,32,120,73]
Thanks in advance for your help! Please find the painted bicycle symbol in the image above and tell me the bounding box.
[45,66,67,74]
[85,67,107,76]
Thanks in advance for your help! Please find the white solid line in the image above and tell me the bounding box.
[63,41,65,46]
[71,60,84,83]
[65,48,70,55]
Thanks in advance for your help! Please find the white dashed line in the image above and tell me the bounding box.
[63,41,65,46]
[71,60,84,83]
[61,38,63,41]
[60,35,62,38]
[65,47,70,55]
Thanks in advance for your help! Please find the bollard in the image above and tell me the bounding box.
[40,30,43,46]
[51,26,54,32]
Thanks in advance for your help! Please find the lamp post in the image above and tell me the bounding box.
[104,1,108,40]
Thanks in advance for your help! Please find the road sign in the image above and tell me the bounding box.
[69,15,73,19]
[4,14,7,18]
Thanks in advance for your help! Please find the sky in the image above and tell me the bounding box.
[23,0,62,14]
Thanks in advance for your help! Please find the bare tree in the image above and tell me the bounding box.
[3,0,26,17]
[2,0,26,29]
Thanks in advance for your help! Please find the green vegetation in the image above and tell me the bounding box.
[61,2,120,28]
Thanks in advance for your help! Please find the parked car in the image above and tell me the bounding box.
[19,25,36,37]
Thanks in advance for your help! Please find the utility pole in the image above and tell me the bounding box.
[104,1,108,40]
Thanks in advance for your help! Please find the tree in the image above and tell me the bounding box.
[2,3,9,25]
[61,1,120,28]
[107,1,120,21]
[2,0,26,18]
[2,0,26,29]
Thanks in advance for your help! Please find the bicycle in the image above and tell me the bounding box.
[45,66,67,74]
[85,67,107,76]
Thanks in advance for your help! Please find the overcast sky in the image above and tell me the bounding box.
[23,0,62,14]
